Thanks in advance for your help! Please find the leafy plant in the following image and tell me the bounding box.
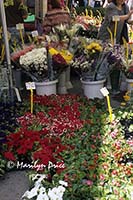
[0,95,132,199]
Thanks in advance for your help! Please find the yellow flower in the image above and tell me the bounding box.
[121,102,126,106]
[60,50,73,64]
[86,42,102,52]
[123,92,130,102]
[49,48,58,56]
[49,48,73,64]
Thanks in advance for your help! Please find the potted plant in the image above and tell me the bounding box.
[71,38,125,98]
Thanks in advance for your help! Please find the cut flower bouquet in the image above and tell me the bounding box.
[49,47,73,76]
[71,38,126,81]
[19,47,49,82]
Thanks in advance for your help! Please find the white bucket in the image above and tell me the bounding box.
[81,79,106,99]
[35,79,58,96]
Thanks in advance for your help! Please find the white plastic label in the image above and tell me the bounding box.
[100,87,109,97]
[25,82,36,90]
[112,15,120,21]
[16,23,24,30]
[31,30,39,37]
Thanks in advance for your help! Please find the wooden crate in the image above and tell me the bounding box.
[35,0,47,19]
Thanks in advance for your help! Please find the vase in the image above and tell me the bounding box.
[65,66,73,89]
[13,68,23,89]
[110,69,120,94]
[126,78,133,92]
[81,79,106,99]
[120,73,127,92]
[35,79,58,96]
[57,70,68,94]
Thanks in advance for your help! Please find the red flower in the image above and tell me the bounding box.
[4,152,16,161]
[112,170,118,176]
[52,53,67,66]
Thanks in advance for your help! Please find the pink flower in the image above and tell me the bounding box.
[110,129,118,138]
[100,174,105,181]
[127,140,133,146]
[86,180,93,186]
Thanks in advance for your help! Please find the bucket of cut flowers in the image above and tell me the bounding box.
[19,46,58,96]
[49,47,73,94]
[71,38,125,99]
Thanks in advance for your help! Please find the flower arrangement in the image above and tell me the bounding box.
[49,47,73,77]
[19,47,49,82]
[71,38,126,81]
[72,13,102,38]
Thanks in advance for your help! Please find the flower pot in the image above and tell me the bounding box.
[126,78,133,92]
[81,79,106,99]
[110,69,120,94]
[65,66,73,89]
[120,73,127,91]
[57,71,67,94]
[35,80,58,96]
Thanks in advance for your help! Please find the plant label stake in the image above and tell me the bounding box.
[16,23,24,46]
[31,30,39,44]
[25,82,36,113]
[112,15,120,44]
[100,87,113,122]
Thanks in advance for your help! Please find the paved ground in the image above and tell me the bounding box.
[0,73,123,200]
[0,170,29,200]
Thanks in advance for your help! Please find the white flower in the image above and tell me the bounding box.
[36,191,49,200]
[48,188,62,200]
[35,175,47,187]
[32,173,47,181]
[21,184,40,199]
[19,47,49,81]
[59,180,68,187]
[19,47,47,66]
[47,185,66,200]
[57,186,66,198]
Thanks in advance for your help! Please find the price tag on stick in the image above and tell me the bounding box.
[31,30,39,37]
[31,30,39,43]
[25,82,36,113]
[16,23,24,46]
[100,87,113,123]
[112,16,120,45]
